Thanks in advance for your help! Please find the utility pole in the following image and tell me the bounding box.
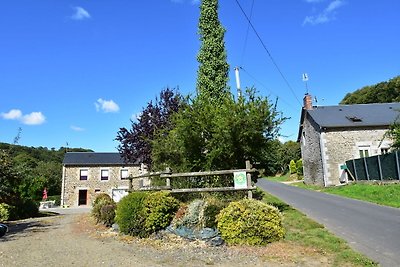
[234,66,242,98]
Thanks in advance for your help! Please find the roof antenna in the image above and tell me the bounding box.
[302,73,309,94]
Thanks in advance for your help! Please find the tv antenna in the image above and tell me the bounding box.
[302,73,309,94]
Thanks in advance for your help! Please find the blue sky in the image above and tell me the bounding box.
[1,0,399,152]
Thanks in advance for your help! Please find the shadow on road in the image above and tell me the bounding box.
[0,215,61,242]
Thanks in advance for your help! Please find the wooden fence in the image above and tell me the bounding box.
[123,161,257,199]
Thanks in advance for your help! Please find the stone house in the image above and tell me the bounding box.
[61,152,141,207]
[298,94,400,186]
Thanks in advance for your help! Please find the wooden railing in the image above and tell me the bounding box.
[123,161,257,199]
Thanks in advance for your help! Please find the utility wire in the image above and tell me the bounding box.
[240,67,299,112]
[234,0,302,106]
[240,0,255,67]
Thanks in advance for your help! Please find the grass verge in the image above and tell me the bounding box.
[292,182,400,208]
[262,192,377,266]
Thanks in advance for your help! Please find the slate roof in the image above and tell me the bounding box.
[307,102,400,128]
[63,152,140,166]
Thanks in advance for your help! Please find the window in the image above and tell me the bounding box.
[80,169,88,180]
[381,148,389,154]
[101,169,109,181]
[359,147,370,158]
[95,189,101,193]
[121,169,129,179]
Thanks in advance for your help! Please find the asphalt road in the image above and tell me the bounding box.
[257,179,400,267]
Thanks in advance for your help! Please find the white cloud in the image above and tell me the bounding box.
[303,0,345,26]
[71,125,85,132]
[1,109,22,120]
[21,112,46,125]
[71,6,91,21]
[95,98,120,113]
[1,109,45,125]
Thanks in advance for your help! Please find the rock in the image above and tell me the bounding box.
[111,223,119,232]
[207,236,224,246]
[199,228,219,240]
[0,224,8,238]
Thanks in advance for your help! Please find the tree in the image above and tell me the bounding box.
[278,141,301,173]
[116,88,184,168]
[152,87,287,172]
[340,75,400,104]
[196,0,230,102]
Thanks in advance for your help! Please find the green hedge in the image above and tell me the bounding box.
[115,191,180,237]
[115,192,148,237]
[92,193,115,225]
[217,199,284,245]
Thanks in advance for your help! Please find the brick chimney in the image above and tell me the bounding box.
[303,93,313,110]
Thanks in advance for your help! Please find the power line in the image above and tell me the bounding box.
[240,67,299,112]
[234,0,302,107]
[240,0,255,67]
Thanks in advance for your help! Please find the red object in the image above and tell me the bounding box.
[42,188,48,201]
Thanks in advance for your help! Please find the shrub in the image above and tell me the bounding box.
[8,198,39,220]
[203,198,227,228]
[92,193,115,224]
[296,159,303,176]
[217,199,284,245]
[115,192,148,237]
[143,191,179,234]
[0,203,10,222]
[100,204,117,227]
[289,160,297,174]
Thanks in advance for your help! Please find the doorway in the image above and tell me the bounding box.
[78,190,88,206]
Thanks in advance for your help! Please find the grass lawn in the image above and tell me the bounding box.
[293,181,400,208]
[262,192,377,266]
[265,176,400,208]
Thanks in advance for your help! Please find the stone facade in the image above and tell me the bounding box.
[62,165,140,207]
[323,127,390,185]
[300,113,325,186]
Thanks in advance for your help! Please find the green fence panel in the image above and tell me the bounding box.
[366,156,380,180]
[354,158,368,180]
[380,153,398,180]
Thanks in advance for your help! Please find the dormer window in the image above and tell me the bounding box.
[346,116,362,122]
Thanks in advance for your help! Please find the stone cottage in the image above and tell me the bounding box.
[298,94,400,186]
[61,152,141,207]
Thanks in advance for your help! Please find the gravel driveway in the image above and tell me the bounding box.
[0,209,297,267]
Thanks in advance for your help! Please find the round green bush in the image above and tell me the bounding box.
[216,199,284,245]
[92,193,115,223]
[0,203,10,222]
[100,203,117,227]
[143,191,179,234]
[115,192,148,237]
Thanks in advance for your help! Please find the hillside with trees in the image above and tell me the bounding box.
[340,75,400,104]
[0,142,91,219]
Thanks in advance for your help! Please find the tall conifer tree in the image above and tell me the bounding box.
[196,0,230,102]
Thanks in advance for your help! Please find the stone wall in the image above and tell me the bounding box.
[301,113,325,186]
[323,127,391,185]
[62,165,140,207]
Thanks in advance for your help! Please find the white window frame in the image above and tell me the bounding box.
[100,169,109,181]
[79,169,88,180]
[358,146,371,158]
[120,168,129,179]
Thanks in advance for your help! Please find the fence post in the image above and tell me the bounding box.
[396,151,400,180]
[128,176,133,192]
[245,160,253,199]
[363,157,370,181]
[352,159,358,181]
[165,167,172,188]
[377,155,383,180]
